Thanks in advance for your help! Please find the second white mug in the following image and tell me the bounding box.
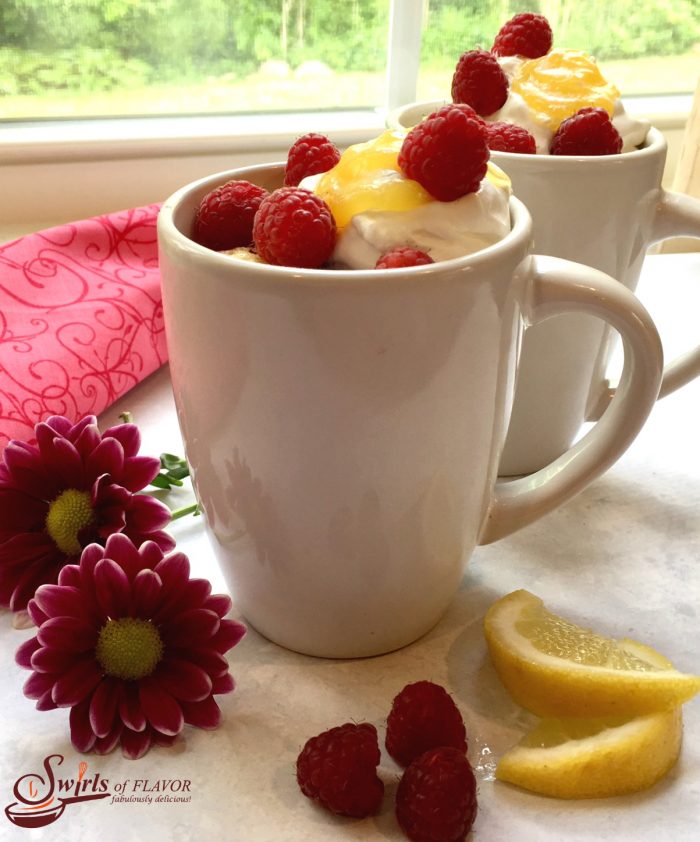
[388,104,700,475]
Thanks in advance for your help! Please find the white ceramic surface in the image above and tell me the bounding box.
[387,103,700,476]
[157,163,662,658]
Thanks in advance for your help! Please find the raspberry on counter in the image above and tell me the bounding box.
[396,747,478,842]
[386,680,468,767]
[296,722,384,818]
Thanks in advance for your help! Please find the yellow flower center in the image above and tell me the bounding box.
[96,618,164,680]
[45,489,95,555]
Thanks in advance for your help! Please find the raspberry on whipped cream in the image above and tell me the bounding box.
[300,130,511,270]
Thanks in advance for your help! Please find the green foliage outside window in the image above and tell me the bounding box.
[0,0,698,99]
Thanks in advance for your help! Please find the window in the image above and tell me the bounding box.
[1,0,697,122]
[1,1,696,227]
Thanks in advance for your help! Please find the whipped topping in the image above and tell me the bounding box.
[302,172,511,270]
[490,55,650,154]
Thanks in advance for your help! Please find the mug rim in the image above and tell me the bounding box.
[158,163,533,287]
[385,99,665,164]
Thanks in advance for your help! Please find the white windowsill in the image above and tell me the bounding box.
[0,94,691,164]
[0,95,692,229]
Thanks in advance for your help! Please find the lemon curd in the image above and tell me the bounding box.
[510,48,620,132]
[313,129,511,228]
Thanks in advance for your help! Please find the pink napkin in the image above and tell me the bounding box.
[0,205,167,454]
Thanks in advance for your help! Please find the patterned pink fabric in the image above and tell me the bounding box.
[0,205,166,454]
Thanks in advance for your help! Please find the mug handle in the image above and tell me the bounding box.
[589,190,700,417]
[480,255,662,544]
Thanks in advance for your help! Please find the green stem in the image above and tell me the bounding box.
[170,502,201,521]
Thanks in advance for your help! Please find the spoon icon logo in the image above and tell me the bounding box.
[5,754,110,828]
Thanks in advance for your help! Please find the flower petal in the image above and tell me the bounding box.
[36,689,58,711]
[52,658,103,707]
[139,680,184,736]
[210,619,247,653]
[37,616,97,652]
[70,699,98,752]
[0,487,47,535]
[101,423,141,458]
[121,727,153,760]
[151,731,178,748]
[181,696,221,730]
[34,585,87,620]
[23,670,56,700]
[161,609,220,646]
[119,456,161,492]
[31,646,78,673]
[85,438,125,484]
[152,578,212,624]
[203,593,233,618]
[155,659,212,703]
[9,557,64,612]
[93,723,123,755]
[15,635,41,669]
[2,441,56,498]
[126,494,172,533]
[94,559,131,618]
[72,422,102,460]
[57,564,82,588]
[119,683,147,732]
[138,540,165,570]
[39,435,84,489]
[27,598,49,626]
[211,673,235,695]
[100,533,143,580]
[172,647,229,678]
[131,569,163,618]
[89,677,120,738]
[137,530,176,553]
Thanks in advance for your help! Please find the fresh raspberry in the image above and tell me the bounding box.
[375,247,434,269]
[398,107,489,202]
[492,12,553,59]
[396,747,478,842]
[253,187,336,268]
[426,102,486,129]
[284,132,341,187]
[451,50,509,117]
[550,107,623,156]
[192,180,268,251]
[386,681,468,767]
[485,121,537,154]
[296,722,384,818]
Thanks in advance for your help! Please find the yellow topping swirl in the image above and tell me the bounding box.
[312,129,511,228]
[511,48,620,132]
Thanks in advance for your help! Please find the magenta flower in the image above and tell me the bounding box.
[0,414,175,611]
[16,533,246,759]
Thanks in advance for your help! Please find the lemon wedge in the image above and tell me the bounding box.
[484,590,700,717]
[496,709,683,799]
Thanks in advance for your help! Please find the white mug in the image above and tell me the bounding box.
[388,104,700,475]
[158,163,662,658]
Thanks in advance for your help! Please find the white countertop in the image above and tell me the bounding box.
[0,253,698,841]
